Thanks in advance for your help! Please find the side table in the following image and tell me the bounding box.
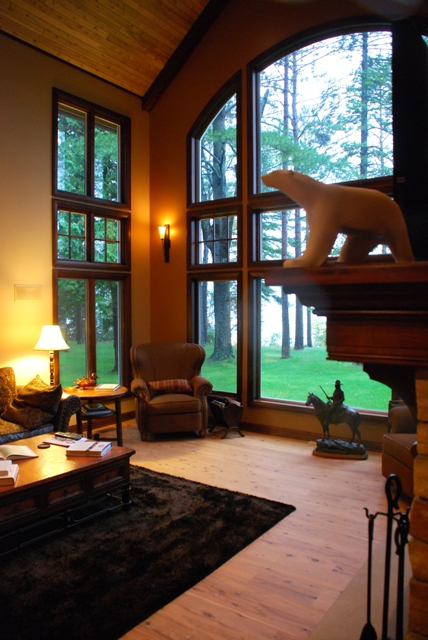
[74,386,128,447]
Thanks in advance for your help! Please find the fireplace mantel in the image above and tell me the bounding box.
[265,262,428,415]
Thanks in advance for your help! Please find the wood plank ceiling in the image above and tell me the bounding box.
[1,0,425,109]
[0,0,223,109]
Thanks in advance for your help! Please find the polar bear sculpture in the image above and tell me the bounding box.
[261,169,414,268]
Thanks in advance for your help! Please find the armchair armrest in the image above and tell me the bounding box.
[54,394,81,432]
[131,378,150,403]
[191,375,213,398]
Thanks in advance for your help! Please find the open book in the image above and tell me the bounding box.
[0,444,38,460]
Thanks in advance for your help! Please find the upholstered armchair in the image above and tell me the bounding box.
[130,342,213,441]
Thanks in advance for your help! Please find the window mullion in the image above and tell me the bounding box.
[87,111,95,199]
[86,279,97,377]
[86,212,94,262]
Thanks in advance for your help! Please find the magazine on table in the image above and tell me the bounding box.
[43,435,86,447]
[96,383,120,391]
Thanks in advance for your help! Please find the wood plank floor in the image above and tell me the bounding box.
[99,423,407,640]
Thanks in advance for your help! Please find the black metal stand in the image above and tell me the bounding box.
[360,474,410,640]
[208,395,245,439]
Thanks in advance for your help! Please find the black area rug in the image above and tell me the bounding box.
[1,466,295,640]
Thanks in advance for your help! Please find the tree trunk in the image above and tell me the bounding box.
[360,32,369,178]
[306,306,313,347]
[294,210,304,350]
[281,210,290,358]
[208,108,235,360]
[210,280,234,360]
[280,58,291,359]
[76,305,85,345]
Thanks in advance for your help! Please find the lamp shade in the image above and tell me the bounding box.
[34,325,70,351]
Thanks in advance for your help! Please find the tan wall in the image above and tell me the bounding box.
[0,33,150,387]
[148,0,387,441]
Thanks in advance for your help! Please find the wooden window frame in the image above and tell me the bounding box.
[53,89,131,207]
[53,269,132,389]
[187,73,242,208]
[53,199,131,271]
[187,204,243,270]
[187,270,243,401]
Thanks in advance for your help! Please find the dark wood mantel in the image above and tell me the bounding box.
[265,262,428,416]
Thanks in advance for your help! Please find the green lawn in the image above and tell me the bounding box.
[59,341,119,387]
[202,345,390,411]
[61,342,390,411]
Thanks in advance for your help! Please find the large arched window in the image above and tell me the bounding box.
[248,23,397,411]
[257,31,393,189]
[188,74,241,206]
[187,18,428,412]
[187,75,242,396]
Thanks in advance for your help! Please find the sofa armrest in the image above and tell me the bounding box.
[191,375,213,398]
[54,394,81,432]
[131,378,150,403]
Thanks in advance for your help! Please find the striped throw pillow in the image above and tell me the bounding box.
[148,379,193,398]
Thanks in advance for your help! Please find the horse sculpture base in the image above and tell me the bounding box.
[313,438,368,460]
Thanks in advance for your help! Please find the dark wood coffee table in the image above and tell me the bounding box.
[0,435,135,555]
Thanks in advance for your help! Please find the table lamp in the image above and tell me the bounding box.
[34,325,70,385]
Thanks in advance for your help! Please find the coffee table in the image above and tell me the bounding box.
[0,434,135,555]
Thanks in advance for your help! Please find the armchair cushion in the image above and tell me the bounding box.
[146,393,201,416]
[1,375,62,429]
[148,378,193,398]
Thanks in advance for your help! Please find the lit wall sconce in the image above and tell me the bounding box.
[158,224,171,263]
[34,325,70,385]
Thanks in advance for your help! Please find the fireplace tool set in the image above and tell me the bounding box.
[360,474,410,640]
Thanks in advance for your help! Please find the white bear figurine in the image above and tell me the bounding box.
[261,169,414,268]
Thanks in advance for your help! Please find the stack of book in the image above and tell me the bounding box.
[81,403,112,416]
[0,460,19,486]
[66,439,112,457]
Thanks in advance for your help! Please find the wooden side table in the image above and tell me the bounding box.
[74,386,128,447]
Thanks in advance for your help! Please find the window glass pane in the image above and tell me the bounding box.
[260,282,390,410]
[94,117,120,201]
[57,104,86,194]
[57,210,86,261]
[94,216,120,263]
[200,94,237,201]
[58,278,87,387]
[194,215,238,264]
[259,31,392,187]
[197,280,237,393]
[258,207,390,261]
[95,280,120,384]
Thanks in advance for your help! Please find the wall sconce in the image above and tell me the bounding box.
[158,224,171,263]
[34,325,70,385]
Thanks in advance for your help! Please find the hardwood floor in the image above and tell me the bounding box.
[100,423,404,639]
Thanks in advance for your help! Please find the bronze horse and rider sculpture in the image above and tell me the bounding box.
[305,380,363,444]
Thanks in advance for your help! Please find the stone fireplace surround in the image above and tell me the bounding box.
[265,261,428,640]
